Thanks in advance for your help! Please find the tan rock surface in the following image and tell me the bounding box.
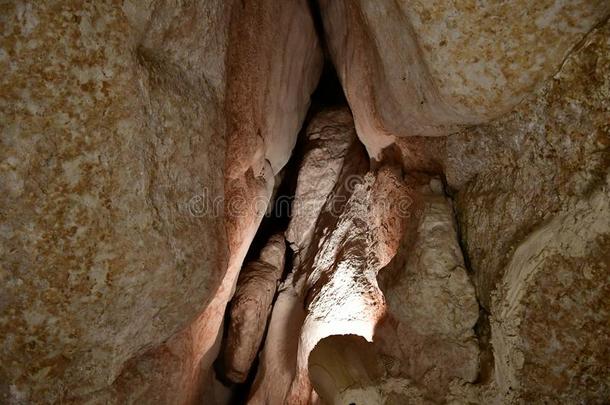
[249,108,368,404]
[0,0,321,403]
[319,0,609,156]
[376,178,480,402]
[2,1,609,403]
[247,272,306,405]
[287,165,411,404]
[0,1,230,402]
[491,180,610,402]
[448,20,610,310]
[285,107,357,258]
[104,0,322,401]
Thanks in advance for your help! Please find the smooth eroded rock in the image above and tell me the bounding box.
[223,234,286,383]
[319,0,609,156]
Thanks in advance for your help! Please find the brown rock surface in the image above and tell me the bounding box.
[285,107,358,259]
[249,108,368,404]
[0,2,230,402]
[448,20,610,310]
[0,0,321,403]
[2,1,609,403]
[376,177,480,402]
[104,0,322,401]
[223,234,286,383]
[491,183,610,403]
[286,165,411,404]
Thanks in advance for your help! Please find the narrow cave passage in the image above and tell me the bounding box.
[214,51,354,403]
[3,1,607,404]
[214,2,485,401]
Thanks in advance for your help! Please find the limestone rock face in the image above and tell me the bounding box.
[447,21,610,310]
[491,183,610,403]
[0,1,230,402]
[376,178,480,402]
[285,107,357,258]
[223,234,286,383]
[105,0,322,402]
[398,19,610,404]
[247,272,306,405]
[0,0,321,403]
[292,165,412,405]
[318,0,610,156]
[2,0,609,403]
[225,0,323,179]
[291,166,410,401]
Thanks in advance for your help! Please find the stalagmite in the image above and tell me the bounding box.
[284,158,413,403]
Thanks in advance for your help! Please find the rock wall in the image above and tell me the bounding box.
[444,23,610,402]
[222,234,286,384]
[492,183,610,403]
[286,165,410,404]
[448,20,610,311]
[2,1,609,404]
[106,0,322,403]
[318,0,610,156]
[375,178,480,402]
[249,107,369,404]
[0,0,321,403]
[0,1,230,402]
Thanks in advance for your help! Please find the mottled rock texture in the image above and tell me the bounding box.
[288,165,410,404]
[0,1,230,402]
[99,0,322,402]
[222,234,285,383]
[285,107,357,260]
[390,18,610,405]
[449,20,610,311]
[319,0,610,156]
[2,0,609,403]
[0,0,321,403]
[376,178,480,402]
[492,182,610,403]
